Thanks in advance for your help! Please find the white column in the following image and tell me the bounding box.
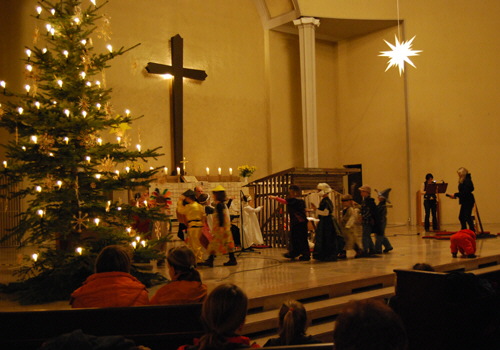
[293,17,320,168]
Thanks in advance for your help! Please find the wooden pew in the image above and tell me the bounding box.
[392,268,500,350]
[0,303,203,350]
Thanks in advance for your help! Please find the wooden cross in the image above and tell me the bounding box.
[145,34,207,173]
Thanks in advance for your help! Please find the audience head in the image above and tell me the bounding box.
[278,300,309,345]
[412,263,435,272]
[199,284,248,350]
[167,246,201,282]
[95,245,132,274]
[333,299,408,350]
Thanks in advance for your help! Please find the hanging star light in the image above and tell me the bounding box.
[379,35,422,75]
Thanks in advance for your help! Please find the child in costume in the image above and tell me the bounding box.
[374,188,394,254]
[205,185,237,267]
[242,195,265,248]
[340,194,364,258]
[310,183,339,261]
[177,189,206,264]
[270,185,310,261]
[359,185,377,255]
[450,229,477,258]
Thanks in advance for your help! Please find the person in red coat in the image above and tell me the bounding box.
[70,245,149,308]
[150,246,207,305]
[450,229,477,258]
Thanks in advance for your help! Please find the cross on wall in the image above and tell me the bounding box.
[146,34,207,174]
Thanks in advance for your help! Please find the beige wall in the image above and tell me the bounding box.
[1,0,499,226]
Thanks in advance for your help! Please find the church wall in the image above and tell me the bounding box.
[334,28,408,225]
[400,0,500,225]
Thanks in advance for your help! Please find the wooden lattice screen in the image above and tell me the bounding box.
[0,175,21,247]
[248,167,360,248]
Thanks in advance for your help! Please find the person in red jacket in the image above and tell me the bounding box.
[150,246,207,305]
[450,229,477,258]
[70,245,149,308]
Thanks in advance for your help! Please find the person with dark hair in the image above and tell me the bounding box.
[178,283,259,350]
[70,245,149,308]
[177,189,206,264]
[447,167,476,232]
[204,185,237,267]
[269,185,310,261]
[264,300,320,347]
[421,173,439,231]
[374,188,393,254]
[150,246,207,305]
[333,299,408,350]
[358,185,377,256]
[412,262,435,271]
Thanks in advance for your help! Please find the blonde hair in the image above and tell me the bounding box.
[457,167,469,184]
[278,300,308,345]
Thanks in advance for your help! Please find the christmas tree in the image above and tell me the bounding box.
[0,0,170,304]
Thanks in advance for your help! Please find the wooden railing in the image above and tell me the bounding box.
[248,168,358,248]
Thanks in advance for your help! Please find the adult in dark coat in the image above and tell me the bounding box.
[448,167,475,232]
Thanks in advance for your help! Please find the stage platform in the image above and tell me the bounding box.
[1,224,500,344]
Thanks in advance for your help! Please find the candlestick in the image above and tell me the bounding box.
[229,167,233,175]
[164,167,168,175]
[218,167,222,175]
[136,144,141,152]
[206,167,210,176]
[177,167,181,175]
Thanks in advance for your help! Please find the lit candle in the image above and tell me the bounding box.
[164,167,168,175]
[63,136,69,144]
[136,236,141,242]
[177,167,181,175]
[25,85,30,94]
[106,44,113,53]
[141,240,146,247]
[17,107,24,115]
[116,136,121,144]
[26,49,32,60]
[143,200,148,207]
[95,174,101,180]
[115,169,120,176]
[125,109,130,116]
[50,9,55,15]
[62,50,69,59]
[149,166,154,170]
[125,166,130,173]
[37,209,44,217]
[64,109,70,117]
[218,167,222,175]
[76,247,83,255]
[31,135,38,144]
[81,39,87,46]
[91,0,97,6]
[2,161,7,168]
[42,48,47,54]
[96,103,101,110]
[229,167,233,175]
[106,200,111,212]
[80,71,86,79]
[97,138,102,145]
[94,218,100,226]
[131,241,137,249]
[36,6,42,16]
[81,111,87,118]
[85,156,91,163]
[35,186,42,192]
[50,27,55,37]
[56,180,62,189]
[206,167,210,175]
[35,101,41,109]
[45,24,52,32]
[126,227,132,234]
[0,80,5,94]
[95,81,101,87]
[57,79,63,88]
[26,64,33,72]
[73,17,80,25]
[136,144,141,152]
[86,81,91,87]
[32,253,38,262]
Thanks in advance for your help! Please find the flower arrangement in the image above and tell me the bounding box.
[238,165,257,178]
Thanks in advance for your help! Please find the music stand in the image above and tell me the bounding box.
[424,182,448,195]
